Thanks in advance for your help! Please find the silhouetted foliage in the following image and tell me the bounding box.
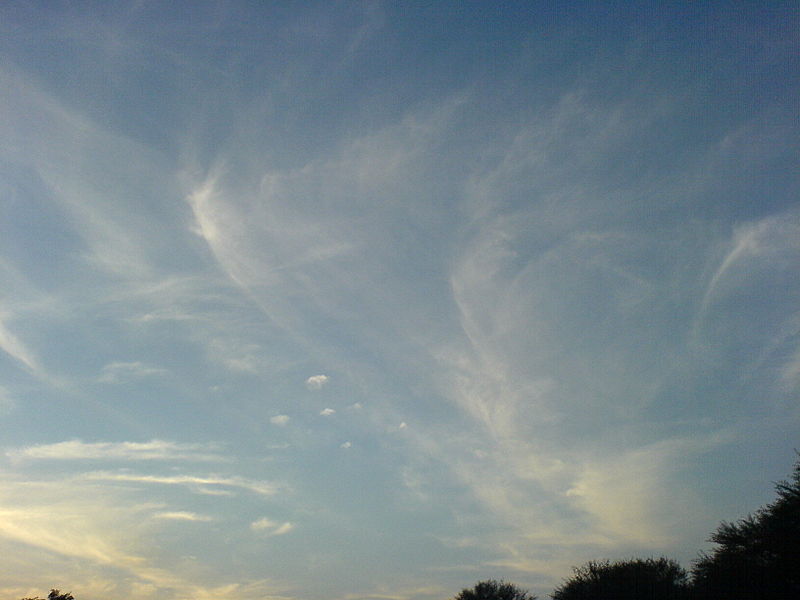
[691,456,800,600]
[454,579,536,600]
[551,558,689,600]
[20,590,74,600]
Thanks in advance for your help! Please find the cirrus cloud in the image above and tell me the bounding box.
[6,440,224,462]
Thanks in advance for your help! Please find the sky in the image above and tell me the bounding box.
[0,2,798,599]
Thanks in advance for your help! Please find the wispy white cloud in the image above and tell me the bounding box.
[0,65,170,281]
[319,408,336,416]
[340,441,352,449]
[7,440,223,462]
[0,315,38,372]
[153,511,213,522]
[0,475,292,600]
[0,385,14,415]
[270,415,290,426]
[565,435,729,546]
[81,472,281,497]
[305,374,329,390]
[693,209,800,383]
[98,361,168,383]
[782,346,800,389]
[701,221,769,312]
[0,475,192,592]
[701,209,800,310]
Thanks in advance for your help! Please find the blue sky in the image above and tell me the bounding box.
[0,2,798,599]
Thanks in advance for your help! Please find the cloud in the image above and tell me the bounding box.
[0,64,169,282]
[98,361,168,383]
[692,209,800,386]
[0,474,196,593]
[7,440,224,462]
[81,472,282,497]
[250,517,294,536]
[270,415,290,426]
[319,408,336,416]
[1,10,795,598]
[565,435,729,546]
[0,315,38,372]
[340,441,352,449]
[782,347,800,388]
[0,474,290,600]
[701,211,800,312]
[305,374,329,390]
[0,386,14,415]
[153,511,213,522]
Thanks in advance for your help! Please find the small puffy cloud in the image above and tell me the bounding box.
[319,408,336,416]
[398,421,407,429]
[269,415,290,426]
[349,402,363,410]
[250,517,294,536]
[305,374,329,390]
[154,511,212,522]
[250,517,273,530]
[340,441,352,449]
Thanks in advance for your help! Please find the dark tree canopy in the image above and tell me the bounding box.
[691,457,800,600]
[20,590,74,600]
[454,579,536,600]
[551,558,689,600]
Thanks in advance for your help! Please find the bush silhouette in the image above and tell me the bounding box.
[551,558,689,600]
[454,579,536,600]
[691,456,800,599]
[20,590,74,600]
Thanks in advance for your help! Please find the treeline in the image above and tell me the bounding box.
[454,455,800,600]
[21,592,73,600]
[22,457,800,600]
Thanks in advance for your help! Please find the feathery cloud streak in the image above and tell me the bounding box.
[7,440,223,462]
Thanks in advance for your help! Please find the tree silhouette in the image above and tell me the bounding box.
[551,558,689,600]
[454,579,536,600]
[691,456,800,600]
[20,590,74,600]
